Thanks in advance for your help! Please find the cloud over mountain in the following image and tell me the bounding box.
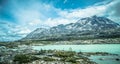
[0,0,120,41]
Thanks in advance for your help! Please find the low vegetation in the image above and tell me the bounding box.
[13,54,40,63]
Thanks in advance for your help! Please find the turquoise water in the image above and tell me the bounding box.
[32,44,120,64]
[32,44,120,55]
[90,55,120,64]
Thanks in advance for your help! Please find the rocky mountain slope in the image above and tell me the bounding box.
[22,16,120,44]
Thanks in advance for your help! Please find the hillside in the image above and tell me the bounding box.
[21,16,120,44]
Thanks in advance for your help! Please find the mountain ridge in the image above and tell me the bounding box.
[22,16,120,42]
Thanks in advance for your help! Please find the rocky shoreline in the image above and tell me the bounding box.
[53,38,120,45]
[15,38,120,45]
[0,45,120,64]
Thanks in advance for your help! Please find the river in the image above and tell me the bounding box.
[32,44,120,64]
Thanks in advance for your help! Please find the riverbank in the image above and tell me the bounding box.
[1,44,120,64]
[1,45,120,64]
[19,38,120,45]
[12,50,119,64]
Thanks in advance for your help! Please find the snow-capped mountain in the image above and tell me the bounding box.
[66,15,119,31]
[23,16,120,40]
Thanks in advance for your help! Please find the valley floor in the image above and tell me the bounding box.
[24,38,120,45]
[0,45,120,64]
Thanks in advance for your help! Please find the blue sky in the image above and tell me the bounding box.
[40,0,107,9]
[0,0,120,41]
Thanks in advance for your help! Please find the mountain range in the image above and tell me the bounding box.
[22,15,120,42]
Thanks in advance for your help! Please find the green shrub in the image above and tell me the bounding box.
[54,51,76,57]
[65,57,76,63]
[42,57,56,61]
[13,54,39,63]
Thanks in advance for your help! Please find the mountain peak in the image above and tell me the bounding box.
[23,16,120,40]
[91,15,97,18]
[76,16,119,30]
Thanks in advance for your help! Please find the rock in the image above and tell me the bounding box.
[116,58,120,61]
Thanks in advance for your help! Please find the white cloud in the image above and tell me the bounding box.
[59,5,107,19]
[48,0,120,26]
[17,29,31,36]
[11,0,110,31]
[14,9,42,25]
[0,21,32,41]
[41,4,107,27]
[103,0,120,23]
[44,18,76,27]
[28,19,42,26]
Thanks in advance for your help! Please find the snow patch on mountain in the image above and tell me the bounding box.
[23,16,120,40]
